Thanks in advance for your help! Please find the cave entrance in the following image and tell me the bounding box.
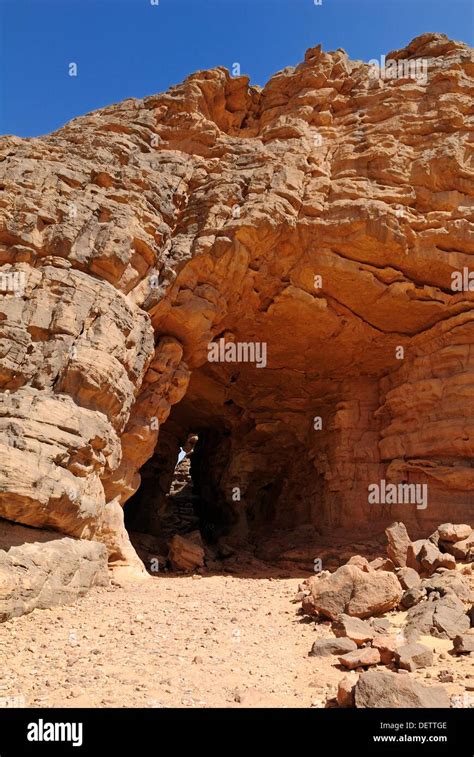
[123,423,236,570]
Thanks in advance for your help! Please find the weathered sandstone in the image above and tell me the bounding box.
[0,32,472,588]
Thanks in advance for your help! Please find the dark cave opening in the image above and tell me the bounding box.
[123,423,237,565]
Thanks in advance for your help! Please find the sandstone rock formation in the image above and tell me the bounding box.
[0,32,473,584]
[0,521,108,621]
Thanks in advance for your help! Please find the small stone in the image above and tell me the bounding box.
[338,647,381,670]
[438,671,454,683]
[400,587,425,609]
[369,557,396,572]
[452,634,474,655]
[337,674,356,707]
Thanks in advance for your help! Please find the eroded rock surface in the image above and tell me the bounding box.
[0,520,109,621]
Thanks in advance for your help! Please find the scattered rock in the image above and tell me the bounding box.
[310,637,357,657]
[338,647,381,670]
[371,635,399,665]
[337,674,356,707]
[354,670,450,708]
[394,642,433,671]
[438,671,454,683]
[332,614,374,646]
[397,567,421,591]
[442,532,474,561]
[433,595,471,639]
[371,618,392,633]
[419,542,456,575]
[400,587,426,609]
[385,522,411,568]
[167,533,205,572]
[369,557,395,572]
[422,571,472,603]
[303,565,402,620]
[437,524,472,543]
[346,555,371,572]
[405,594,470,640]
[452,634,474,654]
[406,540,425,572]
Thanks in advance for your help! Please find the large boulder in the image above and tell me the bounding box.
[354,670,450,708]
[303,564,402,620]
[404,594,470,640]
[0,532,109,622]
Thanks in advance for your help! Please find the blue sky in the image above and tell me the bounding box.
[1,0,472,137]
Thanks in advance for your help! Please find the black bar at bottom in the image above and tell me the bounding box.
[0,707,471,755]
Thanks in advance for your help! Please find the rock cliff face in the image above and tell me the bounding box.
[0,33,473,571]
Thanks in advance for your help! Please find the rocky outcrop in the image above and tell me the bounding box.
[0,520,109,621]
[0,32,473,576]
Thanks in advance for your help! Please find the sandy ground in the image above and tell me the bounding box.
[0,570,473,709]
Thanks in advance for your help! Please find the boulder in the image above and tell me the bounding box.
[406,540,425,572]
[419,542,456,574]
[369,557,396,572]
[371,635,399,665]
[452,634,474,654]
[442,532,474,561]
[346,555,372,572]
[338,647,381,670]
[405,594,470,640]
[303,564,402,620]
[385,522,411,568]
[332,614,375,646]
[400,587,426,609]
[397,566,421,590]
[354,670,450,708]
[437,524,472,543]
[309,637,357,657]
[433,595,470,639]
[394,642,433,671]
[422,571,472,603]
[0,535,109,622]
[167,533,205,572]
